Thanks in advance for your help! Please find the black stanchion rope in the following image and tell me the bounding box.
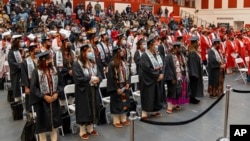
[140,93,226,126]
[232,88,250,93]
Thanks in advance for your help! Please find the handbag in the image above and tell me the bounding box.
[10,101,23,120]
[20,119,36,141]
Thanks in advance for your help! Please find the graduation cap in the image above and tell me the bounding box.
[189,36,199,41]
[137,38,146,46]
[117,33,125,39]
[99,30,107,36]
[2,31,11,38]
[172,42,182,47]
[27,33,36,41]
[35,51,51,60]
[41,35,50,42]
[79,43,90,51]
[112,46,121,54]
[147,34,157,44]
[212,38,221,43]
[12,34,22,39]
[28,42,38,51]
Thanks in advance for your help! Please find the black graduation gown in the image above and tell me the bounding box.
[29,69,62,134]
[139,53,163,112]
[133,50,141,75]
[187,51,204,97]
[207,49,220,86]
[72,61,102,125]
[106,61,131,114]
[158,44,166,60]
[21,58,36,112]
[8,49,21,97]
[164,54,178,98]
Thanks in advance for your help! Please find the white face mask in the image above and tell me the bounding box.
[154,45,158,52]
[143,45,147,49]
[122,40,126,46]
[87,51,95,60]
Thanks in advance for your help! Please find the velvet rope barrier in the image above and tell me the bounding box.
[140,92,226,126]
[232,88,250,93]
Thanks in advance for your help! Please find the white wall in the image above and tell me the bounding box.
[196,9,249,28]
[114,3,131,13]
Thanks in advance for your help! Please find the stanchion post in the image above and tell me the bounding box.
[129,111,138,141]
[217,85,230,141]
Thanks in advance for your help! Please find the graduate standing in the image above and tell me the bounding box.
[72,44,102,140]
[207,38,225,98]
[21,42,40,116]
[30,51,62,141]
[8,34,24,101]
[187,36,204,104]
[107,46,131,128]
[139,34,164,119]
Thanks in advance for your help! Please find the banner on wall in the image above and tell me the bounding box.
[217,23,230,29]
[140,4,153,11]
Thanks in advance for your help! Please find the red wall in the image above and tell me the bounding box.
[244,0,250,7]
[214,0,222,9]
[228,0,237,8]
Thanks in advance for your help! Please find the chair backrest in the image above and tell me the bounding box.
[64,84,75,95]
[235,57,247,68]
[99,79,107,88]
[130,75,139,84]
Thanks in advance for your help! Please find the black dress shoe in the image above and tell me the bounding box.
[189,97,200,104]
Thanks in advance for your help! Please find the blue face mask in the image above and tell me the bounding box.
[155,45,158,52]
[20,42,25,47]
[37,38,42,43]
[87,52,95,60]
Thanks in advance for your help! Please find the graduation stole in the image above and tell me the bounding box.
[173,55,182,80]
[13,50,22,63]
[38,68,58,95]
[212,47,222,63]
[145,50,163,70]
[78,59,97,77]
[96,43,105,60]
[56,50,63,67]
[116,61,129,83]
[26,56,35,79]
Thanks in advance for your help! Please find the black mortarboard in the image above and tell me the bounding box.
[212,38,221,43]
[147,34,156,44]
[172,42,182,47]
[189,36,199,41]
[35,51,51,60]
[79,43,90,51]
[112,46,121,54]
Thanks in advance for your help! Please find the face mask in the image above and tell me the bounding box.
[35,51,41,55]
[87,52,95,60]
[143,45,147,49]
[20,42,25,47]
[38,38,42,43]
[83,37,87,40]
[122,40,126,46]
[154,45,158,52]
[95,41,99,45]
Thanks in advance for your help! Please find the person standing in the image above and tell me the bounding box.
[21,43,40,117]
[8,34,24,102]
[30,51,62,141]
[107,46,131,128]
[207,38,225,98]
[72,44,102,140]
[139,34,164,119]
[165,42,189,113]
[94,1,101,16]
[187,36,204,104]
